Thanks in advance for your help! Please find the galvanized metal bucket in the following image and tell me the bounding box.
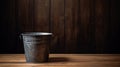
[21,32,52,63]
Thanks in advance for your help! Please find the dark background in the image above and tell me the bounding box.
[0,0,120,54]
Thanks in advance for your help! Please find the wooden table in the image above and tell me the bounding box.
[0,54,120,67]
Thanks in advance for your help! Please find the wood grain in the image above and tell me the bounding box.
[79,0,92,53]
[0,54,120,67]
[65,0,79,53]
[34,0,50,32]
[50,0,65,53]
[0,0,120,53]
[17,0,32,32]
[0,0,18,53]
[95,0,110,53]
[108,0,120,53]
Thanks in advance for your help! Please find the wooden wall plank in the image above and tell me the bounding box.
[50,0,65,53]
[34,0,50,32]
[8,0,18,53]
[0,0,17,53]
[109,0,120,53]
[78,0,94,53]
[17,0,33,32]
[88,0,96,53]
[95,0,110,53]
[65,0,74,53]
[65,0,79,53]
[79,0,90,52]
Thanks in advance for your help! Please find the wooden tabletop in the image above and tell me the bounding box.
[0,54,120,67]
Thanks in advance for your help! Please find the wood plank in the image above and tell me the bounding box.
[65,0,79,53]
[27,0,34,32]
[108,0,120,53]
[0,54,25,62]
[34,0,50,32]
[88,0,96,53]
[95,0,104,53]
[0,62,120,67]
[0,54,120,62]
[79,0,90,51]
[50,0,65,53]
[7,0,18,53]
[0,54,120,67]
[95,0,110,53]
[17,0,33,32]
[0,0,18,53]
[78,0,94,53]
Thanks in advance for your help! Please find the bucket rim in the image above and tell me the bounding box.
[21,32,52,36]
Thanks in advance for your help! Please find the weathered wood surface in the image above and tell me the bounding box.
[0,54,120,67]
[1,0,120,53]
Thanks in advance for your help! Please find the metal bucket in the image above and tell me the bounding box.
[21,32,52,63]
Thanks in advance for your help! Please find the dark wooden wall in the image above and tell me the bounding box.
[0,0,120,53]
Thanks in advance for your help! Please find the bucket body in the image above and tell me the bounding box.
[21,32,52,63]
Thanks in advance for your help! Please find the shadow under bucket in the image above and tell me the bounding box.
[21,32,52,63]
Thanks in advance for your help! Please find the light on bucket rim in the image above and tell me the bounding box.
[21,32,52,36]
